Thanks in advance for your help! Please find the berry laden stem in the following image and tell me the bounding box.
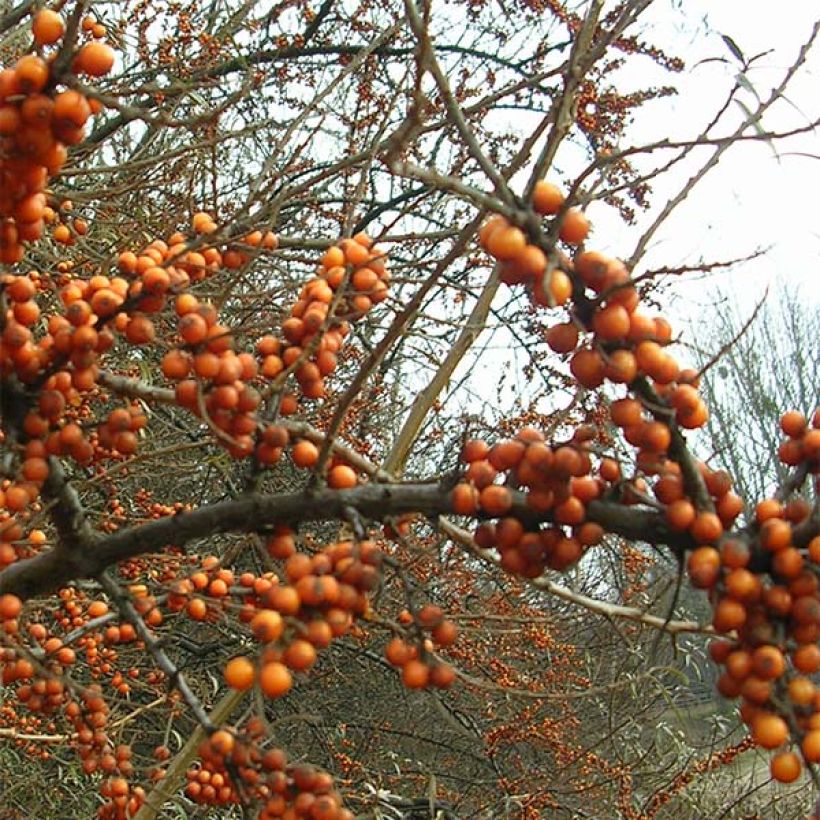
[3,479,808,602]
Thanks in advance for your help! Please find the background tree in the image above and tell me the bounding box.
[0,2,817,819]
[693,281,819,505]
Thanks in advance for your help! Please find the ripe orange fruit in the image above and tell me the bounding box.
[787,676,815,706]
[759,518,792,551]
[755,498,783,523]
[401,659,430,689]
[327,465,356,489]
[187,598,208,620]
[558,209,589,245]
[0,594,22,620]
[283,639,317,671]
[511,244,547,278]
[15,55,49,93]
[224,657,255,691]
[690,511,723,544]
[385,637,413,667]
[486,225,527,261]
[532,180,564,215]
[430,663,456,689]
[592,304,630,340]
[801,729,820,763]
[751,713,788,749]
[250,610,284,643]
[479,485,513,516]
[466,460,496,489]
[771,547,803,579]
[770,751,801,783]
[259,662,292,698]
[712,597,746,632]
[548,270,573,305]
[810,536,820,564]
[33,9,66,44]
[780,410,807,437]
[610,398,643,428]
[751,646,785,680]
[75,42,115,76]
[451,483,478,515]
[665,499,695,531]
[687,546,720,589]
[488,440,526,471]
[292,440,319,468]
[569,347,605,389]
[546,322,579,354]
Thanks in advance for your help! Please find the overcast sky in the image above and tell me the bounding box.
[453,3,818,421]
[617,2,820,319]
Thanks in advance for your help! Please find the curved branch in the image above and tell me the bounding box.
[0,480,707,601]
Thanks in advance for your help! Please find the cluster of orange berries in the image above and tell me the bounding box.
[479,180,587,298]
[384,604,458,689]
[97,774,145,820]
[0,593,128,792]
[3,193,384,538]
[221,539,380,699]
[156,227,387,463]
[692,412,819,783]
[777,408,820,467]
[478,185,820,783]
[0,594,77,719]
[451,426,604,577]
[263,232,390,404]
[0,9,113,263]
[185,720,352,818]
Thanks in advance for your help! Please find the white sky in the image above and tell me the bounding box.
[614,2,820,320]
[444,2,819,424]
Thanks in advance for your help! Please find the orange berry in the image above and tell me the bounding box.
[751,646,785,680]
[33,9,66,45]
[546,322,579,354]
[224,656,255,690]
[327,465,357,489]
[15,55,49,93]
[558,209,589,245]
[401,659,430,689]
[570,348,605,389]
[687,546,720,589]
[712,597,746,632]
[0,594,22,620]
[689,511,723,544]
[780,410,807,437]
[479,485,513,516]
[486,224,527,261]
[665,499,695,531]
[801,729,820,763]
[532,180,564,215]
[283,639,317,671]
[751,713,788,749]
[75,42,115,77]
[259,662,292,698]
[292,440,319,469]
[451,483,479,515]
[793,644,820,675]
[250,610,284,643]
[759,518,791,551]
[770,751,801,783]
[755,498,783,523]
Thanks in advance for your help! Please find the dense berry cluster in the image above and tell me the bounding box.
[472,181,820,783]
[0,11,113,262]
[186,721,352,819]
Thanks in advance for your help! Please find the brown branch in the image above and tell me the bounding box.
[97,571,215,731]
[0,481,709,601]
[0,0,35,35]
